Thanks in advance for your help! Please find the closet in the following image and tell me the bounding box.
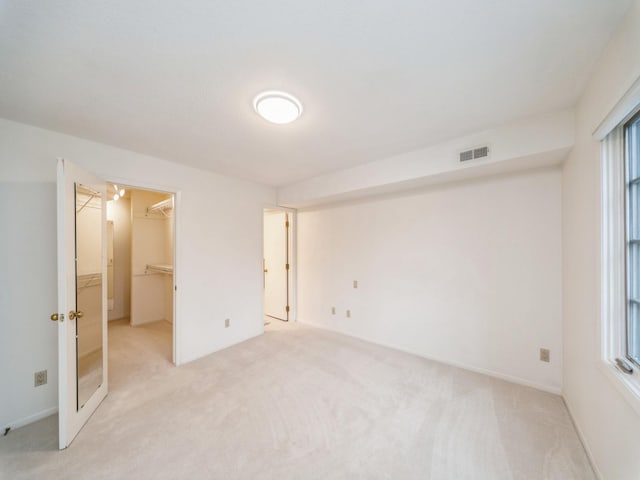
[106,187,174,328]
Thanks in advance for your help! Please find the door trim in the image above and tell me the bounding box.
[104,176,181,366]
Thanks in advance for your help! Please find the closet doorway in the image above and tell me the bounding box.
[106,185,176,365]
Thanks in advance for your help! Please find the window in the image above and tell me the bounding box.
[598,78,640,412]
[626,112,640,367]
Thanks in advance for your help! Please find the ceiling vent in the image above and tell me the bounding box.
[459,145,490,162]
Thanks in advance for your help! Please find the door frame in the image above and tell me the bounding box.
[262,206,297,325]
[104,176,181,366]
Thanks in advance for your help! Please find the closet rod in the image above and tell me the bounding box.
[146,198,173,217]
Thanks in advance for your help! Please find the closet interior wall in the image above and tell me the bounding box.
[130,189,174,326]
[106,196,131,321]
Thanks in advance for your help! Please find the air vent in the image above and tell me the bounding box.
[473,146,489,159]
[459,145,490,162]
[459,150,473,162]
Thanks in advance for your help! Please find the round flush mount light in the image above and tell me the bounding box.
[253,91,303,124]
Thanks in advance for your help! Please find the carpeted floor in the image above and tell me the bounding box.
[0,319,595,479]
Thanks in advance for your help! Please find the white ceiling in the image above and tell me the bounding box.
[0,1,632,186]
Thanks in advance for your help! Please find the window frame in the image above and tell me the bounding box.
[625,111,640,368]
[601,108,640,416]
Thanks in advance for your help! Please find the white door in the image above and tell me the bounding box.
[54,158,108,449]
[263,211,289,320]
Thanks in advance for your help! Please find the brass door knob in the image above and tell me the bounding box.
[69,310,84,320]
[50,313,64,322]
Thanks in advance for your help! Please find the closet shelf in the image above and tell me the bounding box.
[146,198,173,217]
[145,264,173,275]
[77,272,102,289]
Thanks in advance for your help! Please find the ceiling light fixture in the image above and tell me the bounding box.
[253,91,302,124]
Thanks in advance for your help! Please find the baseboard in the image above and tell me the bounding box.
[299,320,562,395]
[4,406,58,431]
[562,395,603,480]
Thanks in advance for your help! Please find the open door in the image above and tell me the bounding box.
[263,210,289,321]
[53,158,108,449]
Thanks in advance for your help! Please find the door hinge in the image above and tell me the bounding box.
[285,221,290,228]
[285,263,290,270]
[286,305,290,312]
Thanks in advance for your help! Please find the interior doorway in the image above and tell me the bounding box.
[263,209,292,323]
[55,159,180,448]
[106,185,176,364]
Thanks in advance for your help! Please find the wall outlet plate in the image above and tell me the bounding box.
[540,348,550,362]
[34,370,47,387]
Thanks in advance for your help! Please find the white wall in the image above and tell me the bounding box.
[279,110,573,208]
[130,189,172,326]
[0,182,58,428]
[298,167,563,392]
[107,197,131,321]
[562,1,640,479]
[0,118,275,429]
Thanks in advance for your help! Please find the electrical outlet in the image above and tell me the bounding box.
[34,370,47,387]
[225,318,230,328]
[539,348,550,363]
[331,307,336,315]
[346,309,351,318]
[353,280,358,288]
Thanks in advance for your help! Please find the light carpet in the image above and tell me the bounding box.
[0,319,595,479]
